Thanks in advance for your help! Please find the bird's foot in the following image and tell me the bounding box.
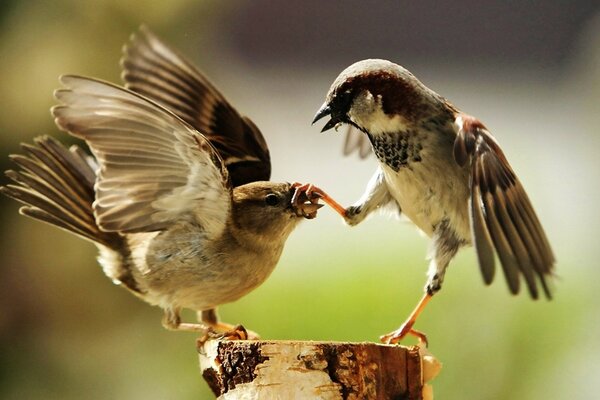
[381,292,433,346]
[210,322,260,340]
[290,182,325,219]
[344,205,364,226]
[197,324,260,346]
[380,324,428,347]
[211,324,249,340]
[291,182,346,218]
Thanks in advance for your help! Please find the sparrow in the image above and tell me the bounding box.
[311,59,555,345]
[1,28,322,338]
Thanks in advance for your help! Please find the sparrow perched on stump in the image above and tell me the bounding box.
[311,59,555,345]
[1,28,322,338]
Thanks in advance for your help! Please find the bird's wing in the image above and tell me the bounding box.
[343,126,372,158]
[121,26,271,187]
[453,114,555,299]
[52,75,231,239]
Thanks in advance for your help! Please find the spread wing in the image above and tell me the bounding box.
[343,126,372,158]
[454,114,555,299]
[52,75,231,239]
[121,26,271,187]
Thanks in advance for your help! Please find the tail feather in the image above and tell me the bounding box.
[5,167,90,225]
[21,140,94,205]
[1,136,120,248]
[24,139,93,199]
[2,178,96,242]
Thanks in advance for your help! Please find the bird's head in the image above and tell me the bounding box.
[313,59,440,136]
[230,181,322,244]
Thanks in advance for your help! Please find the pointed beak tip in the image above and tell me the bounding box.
[312,104,331,125]
[320,118,339,133]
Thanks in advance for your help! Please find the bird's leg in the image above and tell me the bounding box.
[290,167,394,223]
[344,167,395,226]
[291,182,346,217]
[162,307,209,332]
[161,308,259,342]
[381,221,461,346]
[380,293,432,346]
[197,309,260,341]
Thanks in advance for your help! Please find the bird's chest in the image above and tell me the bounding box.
[130,224,283,310]
[371,131,470,239]
[369,132,423,172]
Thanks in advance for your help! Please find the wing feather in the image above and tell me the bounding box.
[52,75,231,238]
[121,26,271,186]
[469,170,496,285]
[455,114,555,299]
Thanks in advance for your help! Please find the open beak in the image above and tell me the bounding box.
[312,102,339,133]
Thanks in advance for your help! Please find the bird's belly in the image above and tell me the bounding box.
[382,161,471,240]
[153,251,279,311]
[128,229,281,312]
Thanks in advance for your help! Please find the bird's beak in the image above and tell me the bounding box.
[312,103,331,124]
[312,103,339,133]
[294,201,324,219]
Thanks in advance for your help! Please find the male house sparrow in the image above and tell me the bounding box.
[1,29,321,337]
[311,59,555,344]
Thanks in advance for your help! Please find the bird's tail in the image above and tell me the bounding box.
[1,136,120,249]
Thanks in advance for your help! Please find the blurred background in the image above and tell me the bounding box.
[1,1,599,398]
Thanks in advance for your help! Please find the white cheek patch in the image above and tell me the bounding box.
[367,111,409,136]
[348,91,410,135]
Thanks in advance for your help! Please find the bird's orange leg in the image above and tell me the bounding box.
[195,309,260,346]
[291,182,346,218]
[380,292,432,346]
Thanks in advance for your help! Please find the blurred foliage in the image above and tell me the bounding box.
[1,1,599,399]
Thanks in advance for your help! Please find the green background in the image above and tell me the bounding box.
[1,1,599,398]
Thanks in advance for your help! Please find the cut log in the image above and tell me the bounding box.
[198,340,441,399]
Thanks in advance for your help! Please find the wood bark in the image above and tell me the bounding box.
[198,340,441,399]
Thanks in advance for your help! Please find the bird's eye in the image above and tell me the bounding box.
[265,193,279,206]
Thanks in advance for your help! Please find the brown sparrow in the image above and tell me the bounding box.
[1,29,322,338]
[311,59,555,345]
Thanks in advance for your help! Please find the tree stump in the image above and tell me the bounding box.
[198,340,441,399]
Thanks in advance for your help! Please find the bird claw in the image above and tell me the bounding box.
[290,182,324,219]
[197,324,261,346]
[343,205,364,225]
[218,324,249,340]
[380,324,429,347]
[291,182,346,218]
